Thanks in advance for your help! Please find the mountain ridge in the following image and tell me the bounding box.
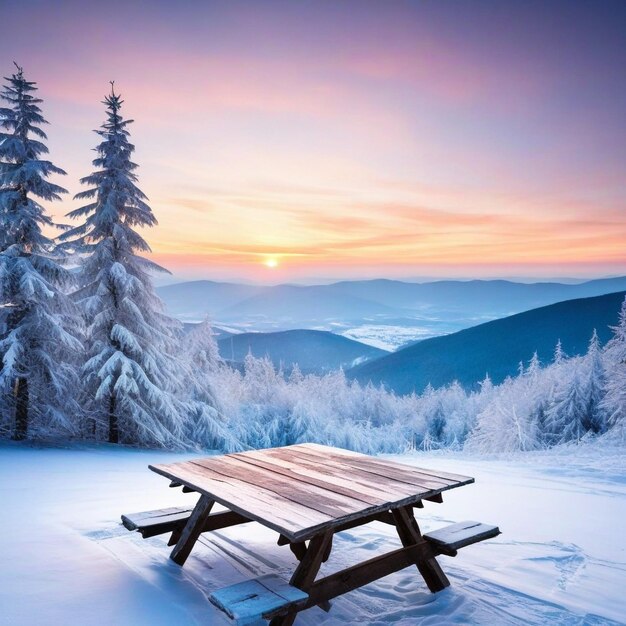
[348,290,626,395]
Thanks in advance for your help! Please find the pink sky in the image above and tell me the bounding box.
[2,1,625,283]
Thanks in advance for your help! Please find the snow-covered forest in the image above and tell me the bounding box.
[1,66,625,455]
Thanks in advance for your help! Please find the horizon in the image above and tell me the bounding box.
[2,0,625,282]
[154,272,626,288]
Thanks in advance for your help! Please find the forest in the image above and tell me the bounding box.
[1,65,625,455]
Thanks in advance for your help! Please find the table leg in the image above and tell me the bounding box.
[270,531,333,626]
[170,494,215,566]
[289,541,307,561]
[392,506,449,592]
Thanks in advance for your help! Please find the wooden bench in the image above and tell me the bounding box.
[122,506,251,543]
[209,574,308,624]
[210,518,500,623]
[122,443,499,626]
[424,520,500,556]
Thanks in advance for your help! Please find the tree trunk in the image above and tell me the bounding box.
[13,377,29,440]
[108,393,119,444]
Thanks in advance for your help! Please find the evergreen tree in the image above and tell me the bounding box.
[581,329,605,433]
[545,358,588,443]
[601,297,626,436]
[60,84,186,446]
[182,318,221,407]
[182,319,237,450]
[0,64,81,440]
[554,339,566,365]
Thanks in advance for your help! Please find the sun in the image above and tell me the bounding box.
[264,257,279,269]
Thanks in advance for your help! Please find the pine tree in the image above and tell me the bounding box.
[545,359,588,443]
[581,330,605,433]
[182,319,237,450]
[601,297,626,436]
[182,318,221,407]
[0,64,81,440]
[60,84,187,446]
[554,339,566,365]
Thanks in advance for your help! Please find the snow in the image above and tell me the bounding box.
[340,325,445,352]
[1,442,624,625]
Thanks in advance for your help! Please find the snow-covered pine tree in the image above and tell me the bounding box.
[545,356,589,444]
[59,83,187,446]
[0,64,81,440]
[581,329,605,434]
[182,318,221,407]
[554,339,566,365]
[182,319,238,450]
[600,297,626,437]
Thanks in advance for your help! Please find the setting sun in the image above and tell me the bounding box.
[264,257,279,269]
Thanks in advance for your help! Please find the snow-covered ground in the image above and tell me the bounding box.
[1,442,625,626]
[340,325,443,351]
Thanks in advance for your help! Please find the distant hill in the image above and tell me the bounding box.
[349,291,626,395]
[157,280,261,319]
[325,276,626,316]
[157,276,626,330]
[218,329,388,373]
[218,284,397,323]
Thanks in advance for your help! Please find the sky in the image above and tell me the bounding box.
[2,0,625,284]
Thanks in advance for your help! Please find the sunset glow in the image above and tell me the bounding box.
[2,1,625,283]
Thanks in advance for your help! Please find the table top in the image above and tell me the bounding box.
[149,443,474,542]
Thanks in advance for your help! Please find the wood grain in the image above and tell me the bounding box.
[150,443,474,542]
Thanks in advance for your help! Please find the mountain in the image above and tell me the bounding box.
[157,277,626,330]
[157,280,261,319]
[349,291,626,395]
[325,276,626,316]
[218,329,387,373]
[218,284,397,324]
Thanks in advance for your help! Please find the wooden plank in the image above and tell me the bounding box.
[122,507,251,539]
[392,506,449,592]
[259,448,437,501]
[121,506,193,531]
[424,521,500,551]
[191,456,373,518]
[293,444,470,487]
[170,495,215,566]
[299,443,472,483]
[302,450,464,492]
[209,574,308,623]
[276,446,467,491]
[152,461,334,527]
[269,447,460,494]
[231,450,387,505]
[243,448,449,508]
[150,461,333,540]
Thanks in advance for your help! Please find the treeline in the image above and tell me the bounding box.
[210,315,625,453]
[1,65,624,454]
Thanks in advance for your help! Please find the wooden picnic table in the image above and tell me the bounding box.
[122,443,499,625]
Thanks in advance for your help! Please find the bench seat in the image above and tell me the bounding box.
[121,507,193,538]
[424,520,500,554]
[209,574,308,624]
[121,506,250,539]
